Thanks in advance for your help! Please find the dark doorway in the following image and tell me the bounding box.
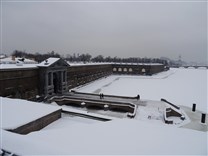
[53,73,58,94]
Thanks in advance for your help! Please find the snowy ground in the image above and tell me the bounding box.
[2,119,207,155]
[1,68,207,155]
[42,113,100,131]
[0,97,60,129]
[76,68,207,113]
[1,95,207,155]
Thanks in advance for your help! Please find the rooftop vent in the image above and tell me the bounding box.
[44,59,49,65]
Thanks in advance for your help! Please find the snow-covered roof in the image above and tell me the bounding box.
[0,57,67,69]
[0,54,6,59]
[68,62,112,66]
[0,56,37,64]
[0,64,38,70]
[67,62,163,66]
[113,62,163,66]
[37,57,60,67]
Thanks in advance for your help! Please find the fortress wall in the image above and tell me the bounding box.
[112,64,165,75]
[0,68,39,99]
[0,63,165,99]
[67,64,112,89]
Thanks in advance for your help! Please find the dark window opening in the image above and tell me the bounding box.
[48,72,52,85]
[63,71,66,82]
[53,73,58,94]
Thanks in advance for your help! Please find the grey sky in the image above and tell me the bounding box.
[1,1,207,63]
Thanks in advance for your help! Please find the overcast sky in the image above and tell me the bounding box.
[1,1,207,63]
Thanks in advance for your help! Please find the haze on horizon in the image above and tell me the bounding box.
[1,1,207,64]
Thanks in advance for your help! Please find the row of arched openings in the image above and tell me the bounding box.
[113,68,133,72]
[113,67,146,73]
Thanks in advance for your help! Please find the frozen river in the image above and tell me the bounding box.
[76,68,207,112]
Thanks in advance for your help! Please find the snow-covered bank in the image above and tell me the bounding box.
[2,119,207,155]
[0,97,60,129]
[77,68,207,112]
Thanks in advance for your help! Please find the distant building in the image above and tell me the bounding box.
[0,56,37,64]
[0,54,7,59]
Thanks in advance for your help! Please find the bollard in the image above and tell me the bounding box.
[192,103,196,112]
[137,94,140,100]
[81,102,86,107]
[201,113,206,123]
[104,104,109,111]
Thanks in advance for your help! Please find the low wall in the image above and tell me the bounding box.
[71,91,138,100]
[62,110,111,121]
[164,108,183,124]
[50,94,137,117]
[8,109,62,134]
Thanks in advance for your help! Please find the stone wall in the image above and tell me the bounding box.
[0,68,39,99]
[67,64,112,89]
[8,109,62,134]
[112,64,165,75]
[0,63,166,99]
